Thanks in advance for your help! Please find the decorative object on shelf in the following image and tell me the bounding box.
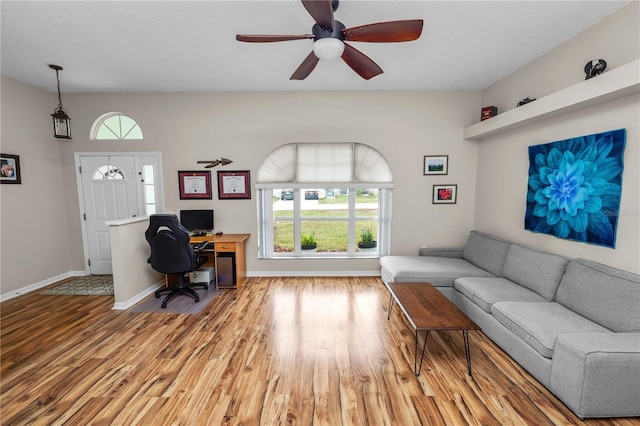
[423,155,448,175]
[464,60,638,141]
[217,170,251,199]
[584,59,606,80]
[432,184,457,204]
[0,153,21,184]
[525,128,626,249]
[357,228,377,251]
[300,233,317,251]
[481,106,497,121]
[178,170,212,199]
[197,158,233,168]
[517,97,537,107]
[49,64,71,139]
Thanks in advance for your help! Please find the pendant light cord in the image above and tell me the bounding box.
[55,69,64,110]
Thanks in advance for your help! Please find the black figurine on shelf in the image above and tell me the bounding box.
[517,97,536,107]
[584,59,607,80]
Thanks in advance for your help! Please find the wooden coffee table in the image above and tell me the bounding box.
[385,282,480,376]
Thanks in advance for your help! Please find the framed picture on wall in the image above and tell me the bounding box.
[0,153,21,184]
[433,184,457,204]
[178,170,212,199]
[217,170,251,199]
[423,155,448,175]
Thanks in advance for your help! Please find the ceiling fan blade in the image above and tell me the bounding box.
[290,51,320,80]
[302,0,334,30]
[341,43,383,80]
[236,34,314,43]
[343,19,423,42]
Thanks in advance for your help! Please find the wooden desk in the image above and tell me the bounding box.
[190,233,250,288]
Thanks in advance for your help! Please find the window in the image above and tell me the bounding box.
[142,165,157,215]
[256,143,393,259]
[93,164,125,180]
[91,112,143,140]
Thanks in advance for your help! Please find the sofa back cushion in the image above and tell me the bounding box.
[462,230,510,277]
[502,244,568,301]
[555,259,640,332]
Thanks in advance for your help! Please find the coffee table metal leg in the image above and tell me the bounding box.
[387,295,394,320]
[414,330,429,376]
[463,330,472,376]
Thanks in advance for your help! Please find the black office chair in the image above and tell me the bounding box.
[145,214,210,308]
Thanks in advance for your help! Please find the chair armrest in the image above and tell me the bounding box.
[193,241,209,251]
[418,247,464,258]
[550,333,640,418]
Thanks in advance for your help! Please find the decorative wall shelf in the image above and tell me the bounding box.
[464,59,640,141]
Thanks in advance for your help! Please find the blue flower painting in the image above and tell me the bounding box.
[525,129,626,248]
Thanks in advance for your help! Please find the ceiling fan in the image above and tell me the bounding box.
[236,0,423,80]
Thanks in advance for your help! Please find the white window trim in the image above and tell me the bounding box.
[90,112,144,140]
[257,186,391,259]
[256,143,393,260]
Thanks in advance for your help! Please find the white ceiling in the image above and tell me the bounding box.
[0,0,630,93]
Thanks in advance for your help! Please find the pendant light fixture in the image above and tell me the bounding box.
[49,64,72,139]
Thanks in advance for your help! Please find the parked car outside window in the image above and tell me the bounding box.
[304,190,319,200]
[281,189,294,200]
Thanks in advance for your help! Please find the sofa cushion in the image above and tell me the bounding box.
[454,277,547,313]
[491,302,611,358]
[502,244,568,301]
[380,255,494,287]
[555,259,640,332]
[462,230,510,277]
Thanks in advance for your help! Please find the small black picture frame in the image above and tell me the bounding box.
[433,184,457,204]
[423,155,448,175]
[0,153,21,184]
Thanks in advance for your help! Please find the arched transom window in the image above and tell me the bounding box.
[91,112,143,140]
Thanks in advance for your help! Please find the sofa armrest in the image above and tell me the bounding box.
[418,247,464,258]
[550,333,640,418]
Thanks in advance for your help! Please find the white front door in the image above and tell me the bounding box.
[79,155,139,274]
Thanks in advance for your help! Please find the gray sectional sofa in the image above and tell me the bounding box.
[380,230,640,418]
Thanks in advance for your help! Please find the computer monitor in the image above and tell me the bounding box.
[179,209,214,233]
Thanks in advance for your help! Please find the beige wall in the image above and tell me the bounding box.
[0,77,73,294]
[474,3,640,273]
[1,80,481,295]
[481,2,640,115]
[59,91,481,276]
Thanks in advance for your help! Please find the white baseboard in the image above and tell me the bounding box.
[0,270,86,303]
[247,271,381,277]
[112,280,164,310]
[1,271,381,305]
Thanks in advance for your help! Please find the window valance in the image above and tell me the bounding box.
[255,142,393,187]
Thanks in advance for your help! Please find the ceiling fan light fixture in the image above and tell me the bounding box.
[313,38,344,61]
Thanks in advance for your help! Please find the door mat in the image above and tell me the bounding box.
[129,287,219,314]
[42,275,114,295]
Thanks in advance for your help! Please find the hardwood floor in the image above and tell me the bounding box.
[1,277,636,425]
